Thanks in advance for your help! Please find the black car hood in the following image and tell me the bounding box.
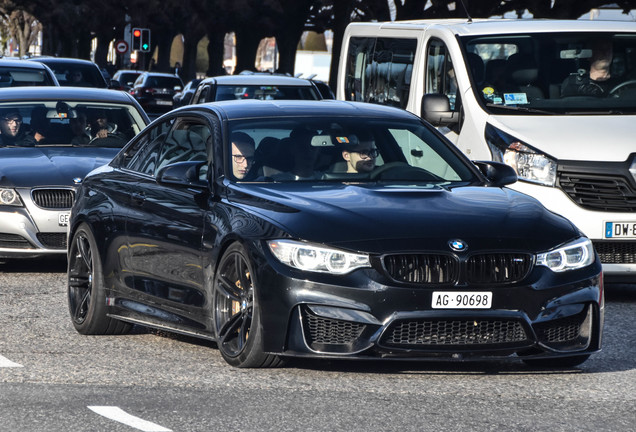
[229,183,579,253]
[0,146,119,188]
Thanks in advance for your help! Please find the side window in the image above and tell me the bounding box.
[122,118,175,175]
[344,37,416,109]
[426,39,457,110]
[196,85,211,103]
[156,118,210,174]
[344,37,375,102]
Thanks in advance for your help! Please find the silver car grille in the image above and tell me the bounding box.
[31,188,74,210]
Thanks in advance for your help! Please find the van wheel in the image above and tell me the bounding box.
[212,243,283,368]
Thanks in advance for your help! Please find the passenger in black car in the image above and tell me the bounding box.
[230,131,255,180]
[70,110,91,145]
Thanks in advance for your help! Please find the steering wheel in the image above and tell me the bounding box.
[609,80,636,96]
[87,133,126,148]
[369,162,409,180]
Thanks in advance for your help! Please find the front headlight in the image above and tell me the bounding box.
[536,237,595,272]
[485,123,556,186]
[267,239,370,274]
[0,188,23,206]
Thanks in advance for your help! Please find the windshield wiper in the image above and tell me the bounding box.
[485,103,557,115]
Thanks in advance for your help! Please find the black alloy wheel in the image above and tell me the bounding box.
[67,223,130,335]
[213,243,282,368]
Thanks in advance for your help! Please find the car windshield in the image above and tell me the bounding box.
[42,62,106,87]
[0,66,56,86]
[228,116,477,185]
[215,84,320,101]
[0,101,146,148]
[143,76,182,89]
[460,31,636,114]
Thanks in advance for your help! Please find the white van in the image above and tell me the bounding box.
[337,19,636,281]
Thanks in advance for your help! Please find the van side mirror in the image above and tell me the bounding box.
[421,94,459,127]
[473,161,517,187]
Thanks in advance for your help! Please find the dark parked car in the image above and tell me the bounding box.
[173,78,203,108]
[26,57,116,88]
[0,87,150,258]
[67,100,603,369]
[129,72,184,113]
[112,69,142,91]
[190,74,324,104]
[0,58,59,86]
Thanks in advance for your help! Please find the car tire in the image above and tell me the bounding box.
[213,242,283,368]
[522,354,591,368]
[67,223,131,335]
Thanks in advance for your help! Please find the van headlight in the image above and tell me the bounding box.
[536,237,595,272]
[267,239,370,274]
[485,123,556,186]
[0,188,23,206]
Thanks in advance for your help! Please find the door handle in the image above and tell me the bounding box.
[131,192,145,204]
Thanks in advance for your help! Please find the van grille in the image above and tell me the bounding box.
[593,241,636,264]
[558,169,636,212]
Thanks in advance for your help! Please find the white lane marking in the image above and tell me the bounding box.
[88,406,172,432]
[0,355,23,367]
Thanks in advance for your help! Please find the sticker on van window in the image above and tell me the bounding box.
[503,93,529,105]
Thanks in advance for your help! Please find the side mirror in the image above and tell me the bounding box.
[174,85,182,91]
[421,94,458,127]
[473,161,517,187]
[157,160,208,188]
[109,79,122,89]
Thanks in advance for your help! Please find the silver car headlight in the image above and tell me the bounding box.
[485,123,556,186]
[0,188,23,206]
[536,237,595,272]
[268,239,370,274]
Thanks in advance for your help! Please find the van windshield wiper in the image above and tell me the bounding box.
[485,103,557,115]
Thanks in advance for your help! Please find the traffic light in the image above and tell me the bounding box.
[140,28,151,52]
[132,28,142,51]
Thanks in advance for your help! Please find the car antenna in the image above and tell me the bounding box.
[458,0,472,23]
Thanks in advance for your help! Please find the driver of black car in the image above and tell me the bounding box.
[339,131,378,173]
[90,109,118,139]
[561,39,618,97]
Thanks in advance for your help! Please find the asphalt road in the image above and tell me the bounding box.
[1,258,635,432]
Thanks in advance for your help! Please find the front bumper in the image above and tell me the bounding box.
[0,189,71,258]
[257,256,604,362]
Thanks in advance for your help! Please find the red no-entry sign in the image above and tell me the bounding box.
[115,40,129,54]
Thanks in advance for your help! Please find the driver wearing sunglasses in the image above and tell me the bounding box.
[340,131,378,173]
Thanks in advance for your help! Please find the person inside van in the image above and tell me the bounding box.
[340,131,378,173]
[561,39,617,97]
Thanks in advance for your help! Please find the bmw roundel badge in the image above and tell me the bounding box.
[449,239,467,252]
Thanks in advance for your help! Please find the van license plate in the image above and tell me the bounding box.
[604,222,636,238]
[432,292,492,309]
[59,213,70,226]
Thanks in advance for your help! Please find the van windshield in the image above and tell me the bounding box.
[460,32,636,114]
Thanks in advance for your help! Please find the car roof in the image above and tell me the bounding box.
[200,74,317,86]
[0,58,52,70]
[188,99,419,121]
[0,86,139,103]
[140,72,182,78]
[350,18,636,36]
[25,56,99,66]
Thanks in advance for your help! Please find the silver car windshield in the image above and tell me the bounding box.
[460,31,636,114]
[228,117,477,184]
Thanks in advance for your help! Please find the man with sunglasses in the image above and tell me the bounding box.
[0,109,32,147]
[340,131,378,173]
